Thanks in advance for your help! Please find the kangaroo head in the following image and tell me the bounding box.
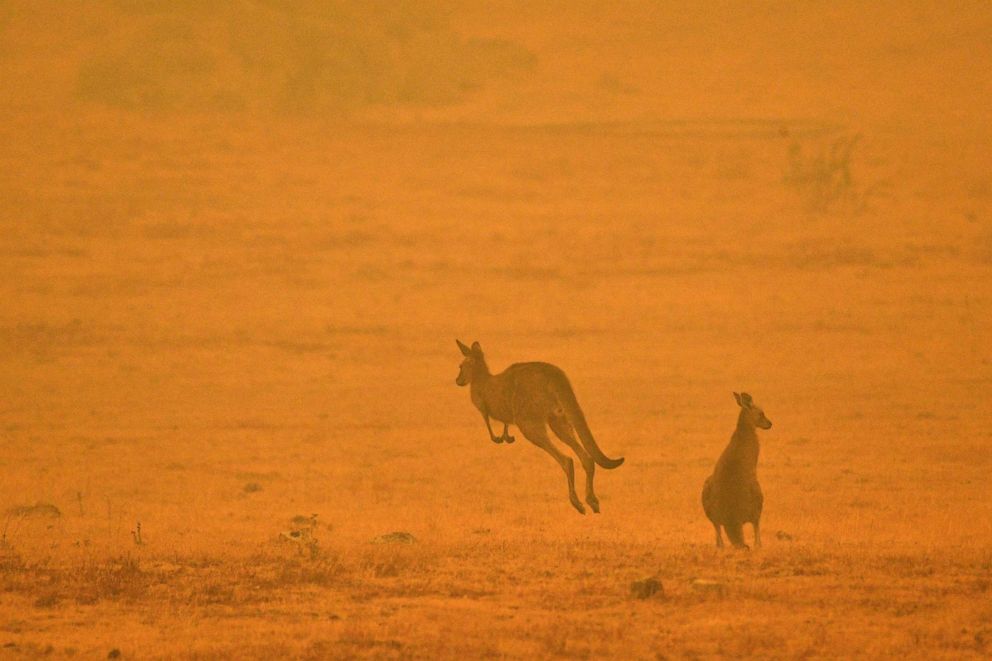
[734,391,772,430]
[455,339,485,386]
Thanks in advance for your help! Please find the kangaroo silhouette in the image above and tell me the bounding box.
[455,340,624,514]
[702,392,772,548]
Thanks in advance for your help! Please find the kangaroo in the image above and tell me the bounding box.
[702,392,772,549]
[455,340,624,514]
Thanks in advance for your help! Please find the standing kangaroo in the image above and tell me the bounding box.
[455,340,624,514]
[702,392,772,549]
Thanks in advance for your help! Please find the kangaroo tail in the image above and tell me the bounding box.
[556,376,624,470]
[724,521,748,548]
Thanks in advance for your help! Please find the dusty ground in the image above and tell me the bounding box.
[1,2,991,658]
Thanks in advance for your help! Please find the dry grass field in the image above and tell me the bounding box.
[1,2,991,658]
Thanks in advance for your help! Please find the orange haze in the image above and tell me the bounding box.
[1,2,991,658]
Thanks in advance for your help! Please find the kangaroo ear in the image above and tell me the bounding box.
[456,339,471,356]
[740,392,753,407]
[733,392,743,406]
[471,341,482,355]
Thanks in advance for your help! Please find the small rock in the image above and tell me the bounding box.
[6,502,61,518]
[630,577,664,599]
[279,528,315,547]
[776,531,794,541]
[243,482,262,493]
[372,531,416,545]
[146,561,183,574]
[108,650,121,659]
[33,593,59,608]
[691,578,726,595]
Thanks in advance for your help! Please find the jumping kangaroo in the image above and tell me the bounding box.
[702,392,772,549]
[455,340,624,514]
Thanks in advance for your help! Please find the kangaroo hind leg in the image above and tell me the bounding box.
[518,417,585,515]
[500,423,515,444]
[548,414,598,513]
[713,522,724,548]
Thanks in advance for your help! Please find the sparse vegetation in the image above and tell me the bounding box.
[783,132,883,214]
[0,541,989,656]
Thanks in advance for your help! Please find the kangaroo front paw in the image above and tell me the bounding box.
[586,496,600,514]
[503,435,515,444]
[491,436,503,444]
